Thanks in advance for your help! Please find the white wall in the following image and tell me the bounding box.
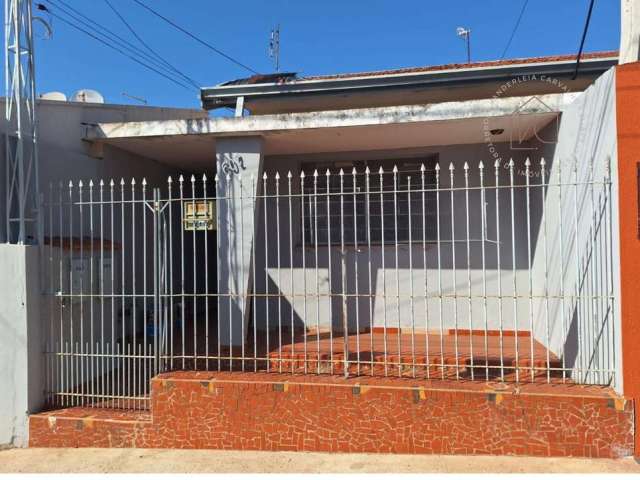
[530,68,619,387]
[0,245,43,447]
[251,142,543,335]
[620,0,640,64]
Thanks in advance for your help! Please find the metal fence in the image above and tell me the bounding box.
[42,155,617,410]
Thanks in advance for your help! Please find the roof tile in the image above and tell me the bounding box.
[301,51,618,81]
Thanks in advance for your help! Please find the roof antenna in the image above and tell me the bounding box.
[122,92,148,105]
[269,24,280,72]
[456,26,471,64]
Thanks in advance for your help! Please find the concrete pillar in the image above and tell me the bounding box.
[620,0,640,64]
[0,244,44,447]
[215,136,264,346]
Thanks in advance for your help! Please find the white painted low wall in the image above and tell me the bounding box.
[530,68,620,387]
[0,245,43,447]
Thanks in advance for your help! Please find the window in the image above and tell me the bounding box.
[301,155,439,246]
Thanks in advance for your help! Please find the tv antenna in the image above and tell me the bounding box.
[456,26,471,63]
[122,92,148,105]
[4,0,50,244]
[269,25,280,72]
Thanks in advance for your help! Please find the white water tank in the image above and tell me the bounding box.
[71,89,105,104]
[39,91,67,101]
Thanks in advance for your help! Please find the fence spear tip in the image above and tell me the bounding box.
[365,166,371,174]
[525,157,531,167]
[263,172,268,180]
[378,166,384,174]
[463,161,469,170]
[190,174,196,182]
[131,178,137,185]
[287,170,292,178]
[109,179,115,187]
[313,169,319,177]
[339,168,344,176]
[99,179,104,186]
[494,159,500,168]
[392,165,398,173]
[434,163,440,171]
[202,173,207,181]
[449,162,455,171]
[78,180,83,187]
[420,164,426,172]
[325,169,331,176]
[142,178,147,186]
[166,176,171,184]
[120,178,125,186]
[508,158,515,168]
[275,171,280,179]
[178,174,184,183]
[352,167,357,175]
[89,179,94,187]
[478,160,484,169]
[540,157,546,166]
[300,170,306,178]
[68,180,73,188]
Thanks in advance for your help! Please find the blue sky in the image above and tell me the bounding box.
[31,0,620,109]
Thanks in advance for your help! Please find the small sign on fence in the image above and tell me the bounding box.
[183,200,215,231]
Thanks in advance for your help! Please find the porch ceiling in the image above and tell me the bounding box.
[87,93,576,171]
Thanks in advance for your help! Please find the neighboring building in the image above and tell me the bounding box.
[0,97,207,243]
[0,98,207,443]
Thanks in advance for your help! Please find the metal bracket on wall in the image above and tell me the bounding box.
[235,96,245,117]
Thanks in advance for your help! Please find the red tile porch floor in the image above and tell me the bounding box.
[259,330,562,382]
[170,327,565,383]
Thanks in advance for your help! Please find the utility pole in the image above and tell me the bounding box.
[456,26,471,63]
[4,0,40,244]
[269,25,280,72]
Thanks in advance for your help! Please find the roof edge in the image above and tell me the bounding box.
[200,52,617,110]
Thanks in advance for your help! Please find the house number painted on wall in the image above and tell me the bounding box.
[221,155,247,176]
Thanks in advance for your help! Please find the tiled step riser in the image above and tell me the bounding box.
[30,372,633,458]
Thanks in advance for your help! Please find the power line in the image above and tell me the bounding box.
[103,0,200,88]
[45,0,195,87]
[131,0,259,75]
[572,0,596,80]
[500,0,529,60]
[36,3,195,91]
[42,0,197,89]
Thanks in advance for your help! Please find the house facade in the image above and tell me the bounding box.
[78,51,619,382]
[5,48,640,457]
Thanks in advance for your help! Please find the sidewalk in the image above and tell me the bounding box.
[1,448,639,473]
